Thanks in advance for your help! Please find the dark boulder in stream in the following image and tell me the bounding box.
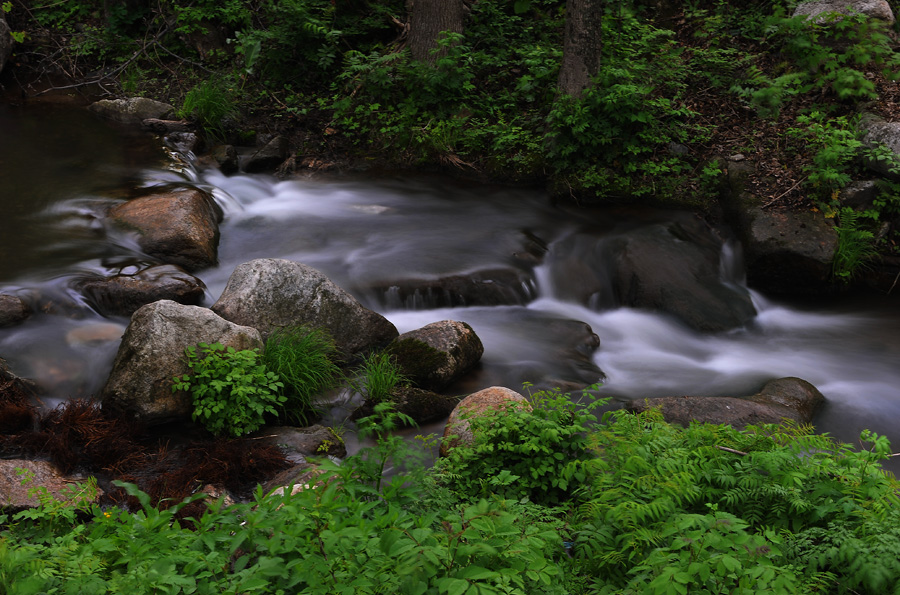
[212,258,398,359]
[626,376,826,428]
[107,188,222,272]
[0,294,29,328]
[101,300,262,425]
[75,264,206,317]
[387,320,484,391]
[371,268,537,309]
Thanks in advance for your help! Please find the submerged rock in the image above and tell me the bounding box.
[388,320,484,391]
[440,386,530,457]
[75,264,206,317]
[107,188,221,272]
[212,258,398,359]
[0,294,29,328]
[626,376,826,428]
[101,300,262,425]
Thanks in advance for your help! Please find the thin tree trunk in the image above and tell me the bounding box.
[407,0,467,63]
[558,0,604,97]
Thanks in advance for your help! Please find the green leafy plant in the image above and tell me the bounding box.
[178,78,237,139]
[261,325,341,425]
[172,342,284,437]
[436,384,605,505]
[833,207,878,282]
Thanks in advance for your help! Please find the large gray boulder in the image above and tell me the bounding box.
[612,222,757,332]
[244,136,290,173]
[860,116,900,179]
[75,264,206,317]
[626,377,826,428]
[0,12,12,74]
[722,162,838,294]
[101,300,262,425]
[107,188,221,272]
[440,386,530,457]
[794,0,895,24]
[388,320,484,391]
[88,97,175,125]
[211,259,398,359]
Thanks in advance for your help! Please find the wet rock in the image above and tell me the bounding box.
[372,268,537,309]
[263,462,327,498]
[244,135,289,173]
[212,259,398,359]
[612,221,757,332]
[165,132,201,155]
[794,0,895,24]
[107,188,221,272]
[352,386,462,427]
[0,356,35,403]
[0,12,12,74]
[256,425,347,462]
[626,376,826,428]
[100,300,262,425]
[89,97,175,125]
[722,162,838,295]
[0,294,29,327]
[209,144,239,174]
[440,386,530,457]
[0,460,100,510]
[387,320,484,391]
[141,118,194,134]
[75,264,206,317]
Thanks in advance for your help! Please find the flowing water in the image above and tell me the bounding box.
[2,106,900,468]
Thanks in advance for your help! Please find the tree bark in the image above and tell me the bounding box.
[407,0,467,64]
[558,0,605,97]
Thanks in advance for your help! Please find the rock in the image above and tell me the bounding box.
[100,300,263,425]
[372,268,537,309]
[164,132,201,155]
[838,180,879,210]
[263,462,327,498]
[722,162,838,295]
[626,377,826,428]
[107,188,221,272]
[860,116,900,179]
[210,145,239,174]
[793,0,895,24]
[440,386,530,457]
[211,259,398,359]
[75,264,207,317]
[255,425,347,462]
[0,12,12,74]
[387,320,484,391]
[0,460,100,510]
[141,118,195,134]
[0,294,29,327]
[244,136,289,173]
[612,221,757,332]
[352,386,462,426]
[89,97,175,125]
[0,356,35,402]
[65,322,125,347]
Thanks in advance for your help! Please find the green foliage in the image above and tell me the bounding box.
[436,384,605,505]
[787,112,863,201]
[833,207,878,282]
[349,351,408,405]
[178,79,237,139]
[172,342,285,437]
[261,325,341,425]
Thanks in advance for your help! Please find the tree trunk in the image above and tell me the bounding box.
[407,0,467,63]
[558,0,605,97]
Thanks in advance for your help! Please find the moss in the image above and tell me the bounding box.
[385,338,448,387]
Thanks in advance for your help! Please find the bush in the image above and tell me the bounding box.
[261,325,341,425]
[349,351,408,405]
[436,384,604,505]
[172,342,284,437]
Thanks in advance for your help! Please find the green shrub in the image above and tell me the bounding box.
[261,325,341,425]
[178,79,237,139]
[436,384,604,505]
[172,342,284,437]
[833,207,878,282]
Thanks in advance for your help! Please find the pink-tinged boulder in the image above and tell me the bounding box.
[107,188,221,272]
[440,386,530,457]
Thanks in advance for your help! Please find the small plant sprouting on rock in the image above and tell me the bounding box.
[172,342,284,437]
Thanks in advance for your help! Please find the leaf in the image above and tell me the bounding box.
[437,577,469,595]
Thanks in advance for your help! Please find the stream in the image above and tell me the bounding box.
[2,105,900,470]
